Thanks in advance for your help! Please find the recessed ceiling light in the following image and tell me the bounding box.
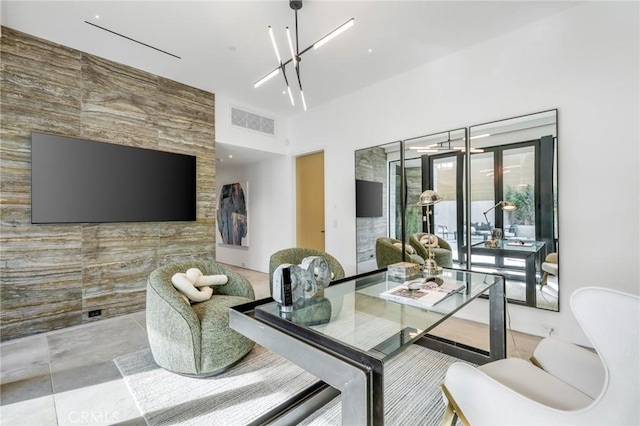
[282,90,286,95]
[228,155,233,159]
[95,15,100,19]
[368,48,372,53]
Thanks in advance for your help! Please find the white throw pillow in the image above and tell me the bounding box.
[393,242,416,254]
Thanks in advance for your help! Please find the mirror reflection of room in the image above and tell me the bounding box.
[354,110,558,312]
[468,110,558,310]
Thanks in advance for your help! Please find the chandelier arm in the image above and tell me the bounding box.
[297,43,315,57]
[253,58,295,87]
[280,64,291,86]
[294,17,354,59]
[311,18,355,50]
[292,51,303,90]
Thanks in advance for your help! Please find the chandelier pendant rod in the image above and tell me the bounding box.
[293,8,306,110]
[293,9,303,90]
[295,9,300,58]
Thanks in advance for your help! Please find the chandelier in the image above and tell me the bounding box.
[254,0,354,111]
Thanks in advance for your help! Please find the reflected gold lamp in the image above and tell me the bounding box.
[483,200,517,228]
[483,201,516,245]
[417,190,443,273]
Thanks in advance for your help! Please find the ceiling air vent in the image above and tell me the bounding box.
[231,107,275,136]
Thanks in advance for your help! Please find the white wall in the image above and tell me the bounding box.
[213,2,639,343]
[215,94,290,155]
[282,2,640,344]
[215,155,294,273]
[214,94,295,273]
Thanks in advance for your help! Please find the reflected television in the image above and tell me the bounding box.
[355,179,383,218]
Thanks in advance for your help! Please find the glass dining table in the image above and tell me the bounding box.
[229,268,506,426]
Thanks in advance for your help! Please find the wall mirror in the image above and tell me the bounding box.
[355,140,402,273]
[354,109,558,311]
[402,129,467,267]
[467,110,558,310]
[354,129,467,275]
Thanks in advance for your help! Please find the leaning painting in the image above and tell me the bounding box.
[217,182,248,247]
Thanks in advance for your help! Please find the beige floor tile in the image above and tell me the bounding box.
[0,336,50,384]
[0,395,58,426]
[54,378,143,426]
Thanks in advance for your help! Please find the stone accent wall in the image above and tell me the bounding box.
[404,166,423,237]
[0,27,216,341]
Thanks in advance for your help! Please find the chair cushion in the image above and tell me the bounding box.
[532,338,604,399]
[479,358,594,410]
[430,247,453,267]
[393,242,416,254]
[542,262,558,275]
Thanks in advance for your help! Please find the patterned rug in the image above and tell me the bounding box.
[115,344,469,425]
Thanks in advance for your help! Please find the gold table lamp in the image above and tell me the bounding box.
[417,190,443,273]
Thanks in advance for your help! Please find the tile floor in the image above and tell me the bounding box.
[0,265,540,426]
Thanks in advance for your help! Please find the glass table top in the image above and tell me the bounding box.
[254,269,503,359]
[472,239,545,253]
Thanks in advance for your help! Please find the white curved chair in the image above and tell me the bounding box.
[441,286,639,425]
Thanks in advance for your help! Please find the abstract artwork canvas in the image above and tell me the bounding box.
[217,181,248,247]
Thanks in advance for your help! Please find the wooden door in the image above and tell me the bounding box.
[296,151,325,250]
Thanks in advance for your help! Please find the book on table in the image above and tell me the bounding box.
[380,277,465,308]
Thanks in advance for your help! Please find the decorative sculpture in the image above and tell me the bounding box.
[272,256,331,310]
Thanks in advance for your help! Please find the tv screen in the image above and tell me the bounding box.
[31,132,196,223]
[355,179,383,217]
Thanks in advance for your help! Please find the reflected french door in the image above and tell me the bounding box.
[427,152,465,262]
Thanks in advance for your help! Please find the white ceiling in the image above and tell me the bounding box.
[1,1,579,167]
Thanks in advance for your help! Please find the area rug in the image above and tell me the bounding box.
[114,345,318,425]
[299,344,468,425]
[115,344,468,425]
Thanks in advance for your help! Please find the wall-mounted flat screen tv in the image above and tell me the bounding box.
[355,179,383,217]
[31,132,196,223]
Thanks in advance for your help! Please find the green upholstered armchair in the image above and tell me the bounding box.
[409,232,453,268]
[146,260,255,377]
[268,247,346,295]
[375,237,425,269]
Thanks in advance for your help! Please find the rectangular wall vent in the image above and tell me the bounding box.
[231,107,275,136]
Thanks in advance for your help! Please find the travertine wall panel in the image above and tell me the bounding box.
[156,222,216,261]
[0,31,81,138]
[81,54,160,147]
[156,77,216,220]
[0,27,216,341]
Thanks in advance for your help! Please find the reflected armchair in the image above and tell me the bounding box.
[409,233,453,268]
[441,286,639,425]
[268,247,345,296]
[375,237,425,269]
